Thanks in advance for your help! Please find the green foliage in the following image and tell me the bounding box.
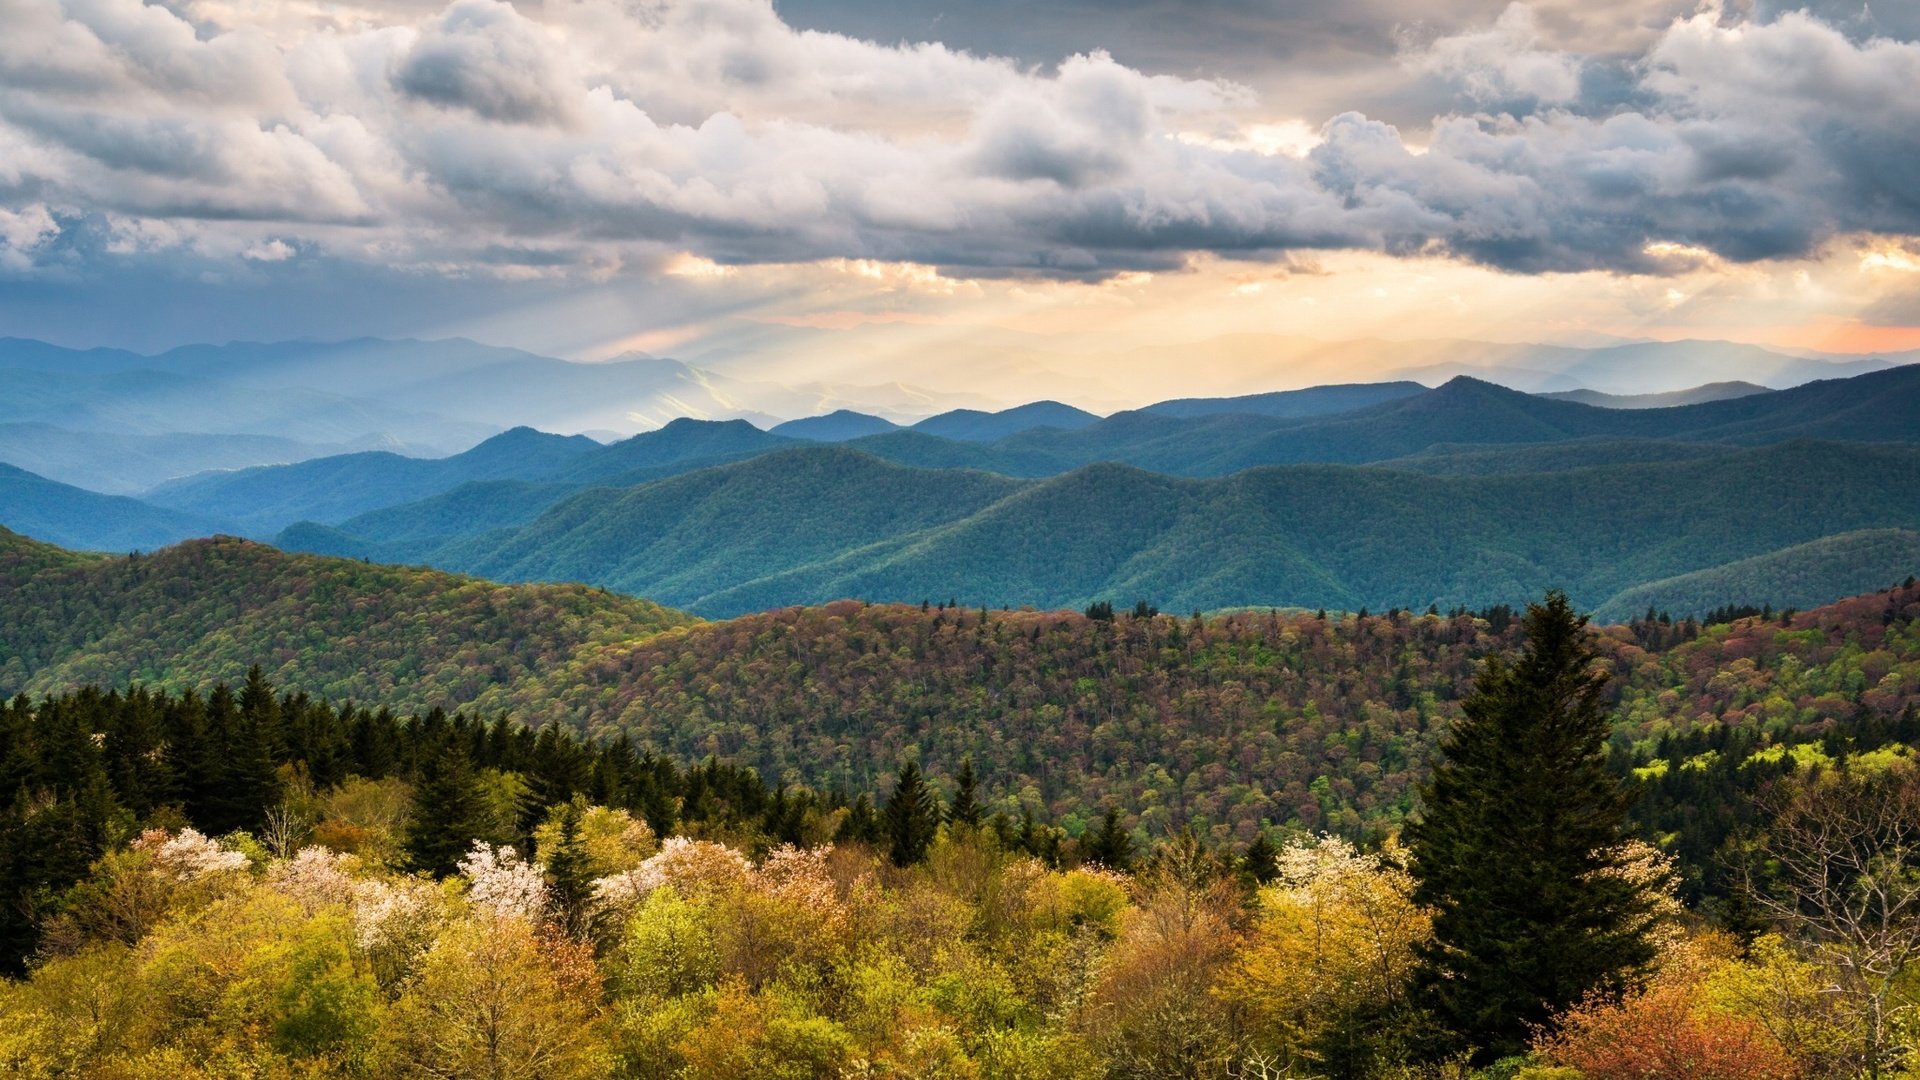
[0,528,694,712]
[1591,528,1920,622]
[884,761,940,867]
[1407,593,1662,1062]
[307,438,1920,617]
[948,758,982,828]
[1080,809,1135,872]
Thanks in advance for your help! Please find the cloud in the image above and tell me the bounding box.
[1405,3,1586,108]
[0,0,1914,288]
[392,0,578,125]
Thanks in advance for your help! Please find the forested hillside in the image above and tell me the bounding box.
[0,464,227,551]
[8,527,1917,849]
[3,596,1919,1078]
[0,528,693,713]
[294,439,1920,616]
[1590,529,1920,622]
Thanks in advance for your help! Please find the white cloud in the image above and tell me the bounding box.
[0,0,1914,285]
[1406,3,1586,107]
[243,237,296,260]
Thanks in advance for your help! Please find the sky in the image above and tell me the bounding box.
[1,0,1918,391]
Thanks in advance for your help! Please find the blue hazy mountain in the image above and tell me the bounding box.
[0,463,228,552]
[770,410,902,441]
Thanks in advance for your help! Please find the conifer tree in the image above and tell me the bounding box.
[1406,591,1661,1062]
[405,737,492,876]
[948,758,982,828]
[835,792,882,846]
[883,761,939,866]
[540,801,595,934]
[1081,807,1135,871]
[1242,831,1281,885]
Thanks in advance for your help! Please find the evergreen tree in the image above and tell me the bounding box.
[948,758,982,828]
[540,801,595,934]
[883,761,939,867]
[834,792,883,846]
[1405,591,1661,1062]
[405,738,492,876]
[1081,807,1135,871]
[197,683,282,835]
[1242,831,1281,885]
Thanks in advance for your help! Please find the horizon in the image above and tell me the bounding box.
[4,327,1911,423]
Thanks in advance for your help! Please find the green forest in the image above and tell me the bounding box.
[5,557,1920,1076]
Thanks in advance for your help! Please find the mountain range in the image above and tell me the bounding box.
[0,336,994,492]
[3,334,1916,620]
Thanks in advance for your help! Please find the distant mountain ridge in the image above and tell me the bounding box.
[0,464,230,552]
[98,361,1920,552]
[279,439,1920,618]
[1540,382,1773,409]
[1142,382,1428,419]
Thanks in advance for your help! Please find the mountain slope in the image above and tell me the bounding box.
[1142,381,1427,419]
[911,400,1101,441]
[1592,530,1920,622]
[550,418,795,485]
[1541,382,1772,409]
[0,527,692,712]
[0,423,412,495]
[446,447,1029,607]
[770,410,902,441]
[1373,438,1739,475]
[143,427,600,533]
[420,440,1920,616]
[0,463,228,551]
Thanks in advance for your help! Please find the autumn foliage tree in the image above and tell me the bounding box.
[1545,979,1798,1080]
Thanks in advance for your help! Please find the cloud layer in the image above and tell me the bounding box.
[0,0,1916,285]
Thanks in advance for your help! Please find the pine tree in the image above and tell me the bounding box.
[834,792,882,846]
[405,738,492,875]
[1242,831,1281,885]
[540,801,595,934]
[947,758,981,828]
[1081,807,1135,871]
[883,761,939,867]
[1405,591,1661,1062]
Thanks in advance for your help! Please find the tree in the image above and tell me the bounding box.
[882,762,939,867]
[538,802,596,936]
[1545,979,1797,1080]
[947,758,981,828]
[388,914,610,1080]
[1223,837,1432,1078]
[405,738,492,876]
[1405,590,1663,1061]
[1740,765,1920,1077]
[1082,808,1135,872]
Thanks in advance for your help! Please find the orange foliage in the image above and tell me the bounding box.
[1545,980,1798,1080]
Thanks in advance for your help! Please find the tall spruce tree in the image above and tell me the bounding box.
[539,801,595,934]
[1406,591,1661,1061]
[948,758,982,828]
[404,737,492,875]
[883,761,940,866]
[1081,807,1135,871]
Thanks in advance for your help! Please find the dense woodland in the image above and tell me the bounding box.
[0,528,692,713]
[10,527,1920,851]
[4,575,1920,1076]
